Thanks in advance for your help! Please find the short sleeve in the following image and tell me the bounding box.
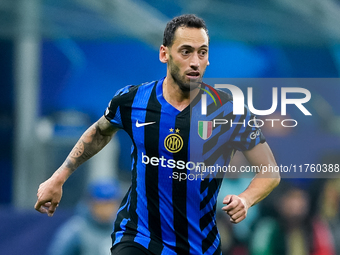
[104,85,134,129]
[228,105,266,151]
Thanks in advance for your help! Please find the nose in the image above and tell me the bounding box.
[190,53,200,70]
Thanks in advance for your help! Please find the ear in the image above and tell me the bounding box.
[159,45,168,63]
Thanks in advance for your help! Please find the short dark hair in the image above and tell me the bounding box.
[163,14,209,47]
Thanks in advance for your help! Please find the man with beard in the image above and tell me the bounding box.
[35,14,280,255]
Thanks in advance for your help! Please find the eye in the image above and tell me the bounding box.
[199,50,207,57]
[181,49,190,56]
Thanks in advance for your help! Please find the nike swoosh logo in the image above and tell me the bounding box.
[136,120,156,128]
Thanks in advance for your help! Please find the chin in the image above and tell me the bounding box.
[178,84,191,92]
[189,78,202,88]
[179,83,200,92]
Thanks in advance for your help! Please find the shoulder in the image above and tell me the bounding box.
[107,80,158,109]
[202,83,233,104]
[215,88,233,104]
[113,80,158,99]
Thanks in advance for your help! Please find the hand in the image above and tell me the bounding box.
[222,195,249,224]
[34,177,63,217]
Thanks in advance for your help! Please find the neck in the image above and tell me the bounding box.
[162,76,200,111]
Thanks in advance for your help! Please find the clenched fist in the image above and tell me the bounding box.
[34,177,63,217]
[222,194,249,224]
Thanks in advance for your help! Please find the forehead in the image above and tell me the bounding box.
[172,27,209,48]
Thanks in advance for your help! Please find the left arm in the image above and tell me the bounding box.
[222,142,280,223]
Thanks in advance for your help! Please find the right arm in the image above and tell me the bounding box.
[34,116,118,216]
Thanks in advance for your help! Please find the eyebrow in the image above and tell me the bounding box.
[179,44,209,50]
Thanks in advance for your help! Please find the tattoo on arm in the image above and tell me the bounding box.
[62,122,113,173]
[70,141,84,158]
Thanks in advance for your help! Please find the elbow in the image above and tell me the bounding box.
[273,172,281,189]
[275,176,281,188]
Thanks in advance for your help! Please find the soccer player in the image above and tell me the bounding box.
[35,14,280,255]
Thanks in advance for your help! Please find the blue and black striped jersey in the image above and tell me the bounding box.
[104,77,265,255]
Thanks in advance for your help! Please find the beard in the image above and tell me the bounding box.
[168,55,203,92]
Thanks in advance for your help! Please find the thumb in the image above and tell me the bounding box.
[223,195,233,205]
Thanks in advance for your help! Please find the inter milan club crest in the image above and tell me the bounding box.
[164,128,183,153]
[198,121,212,140]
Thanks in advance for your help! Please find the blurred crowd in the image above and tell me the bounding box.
[47,179,122,255]
[217,165,340,255]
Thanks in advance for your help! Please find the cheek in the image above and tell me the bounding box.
[201,57,209,67]
[172,54,189,67]
[170,59,183,74]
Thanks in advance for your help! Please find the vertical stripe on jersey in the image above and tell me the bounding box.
[144,83,164,253]
[192,93,222,254]
[118,87,140,244]
[158,115,177,246]
[122,82,156,249]
[111,188,131,244]
[173,113,190,254]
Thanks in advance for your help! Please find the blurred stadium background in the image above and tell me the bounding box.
[1,0,340,254]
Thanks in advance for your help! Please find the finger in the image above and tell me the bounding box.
[225,199,246,214]
[230,214,246,224]
[44,202,51,207]
[229,210,246,222]
[47,202,59,217]
[34,201,48,214]
[222,195,232,205]
[222,199,239,212]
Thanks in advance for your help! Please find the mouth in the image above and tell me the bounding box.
[186,71,200,79]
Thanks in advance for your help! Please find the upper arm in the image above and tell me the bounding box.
[97,116,119,137]
[242,142,277,167]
